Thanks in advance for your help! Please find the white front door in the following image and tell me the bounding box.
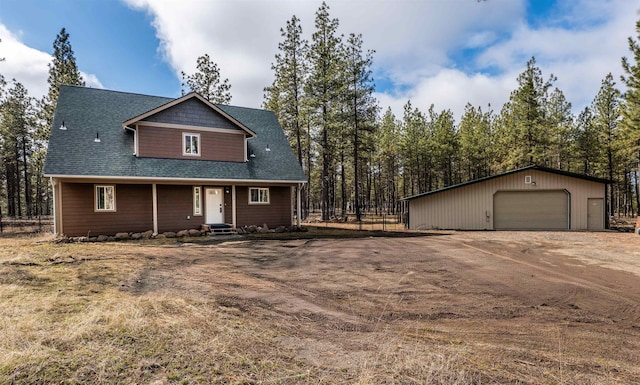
[205,188,224,224]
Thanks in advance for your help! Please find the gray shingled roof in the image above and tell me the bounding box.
[44,85,307,183]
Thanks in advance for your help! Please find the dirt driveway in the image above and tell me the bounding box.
[124,230,639,384]
[4,230,639,384]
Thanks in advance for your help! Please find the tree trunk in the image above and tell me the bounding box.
[636,152,640,216]
[340,149,347,218]
[22,139,31,217]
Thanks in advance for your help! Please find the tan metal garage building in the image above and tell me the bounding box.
[402,165,610,231]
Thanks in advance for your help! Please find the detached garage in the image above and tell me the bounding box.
[402,165,609,231]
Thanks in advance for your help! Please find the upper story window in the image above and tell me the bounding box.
[95,185,116,212]
[249,187,270,204]
[183,133,200,156]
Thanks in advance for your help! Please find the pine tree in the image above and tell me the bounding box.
[431,108,459,187]
[574,107,599,175]
[305,2,342,220]
[0,80,36,217]
[374,108,400,214]
[459,103,493,181]
[620,19,640,215]
[182,54,232,104]
[264,15,310,220]
[31,28,85,217]
[266,15,308,166]
[399,101,429,196]
[501,57,555,167]
[40,28,85,141]
[592,73,621,217]
[342,33,378,221]
[546,87,573,170]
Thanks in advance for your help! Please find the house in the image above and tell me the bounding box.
[43,85,306,237]
[401,165,610,231]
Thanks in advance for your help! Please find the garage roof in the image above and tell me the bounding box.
[401,165,611,201]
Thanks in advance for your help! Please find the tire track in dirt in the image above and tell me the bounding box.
[457,240,640,307]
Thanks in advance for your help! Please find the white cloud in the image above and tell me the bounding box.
[126,0,639,121]
[124,0,525,110]
[376,0,640,120]
[0,24,51,98]
[4,0,637,124]
[0,23,103,99]
[473,0,639,116]
[81,72,104,90]
[375,69,516,120]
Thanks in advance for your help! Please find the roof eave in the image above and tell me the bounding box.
[400,165,611,201]
[44,173,307,184]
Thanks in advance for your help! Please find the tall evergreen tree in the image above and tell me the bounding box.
[431,108,459,187]
[374,108,400,214]
[342,33,378,221]
[40,28,85,141]
[592,73,621,216]
[266,15,308,166]
[264,15,310,220]
[459,103,493,181]
[546,87,573,170]
[501,57,555,167]
[399,101,429,196]
[182,54,232,104]
[574,107,599,175]
[620,19,640,215]
[0,80,35,217]
[305,2,342,220]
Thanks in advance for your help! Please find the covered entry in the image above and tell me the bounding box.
[493,190,569,230]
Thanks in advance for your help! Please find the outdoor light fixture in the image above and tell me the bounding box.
[59,121,67,130]
[265,145,271,152]
[94,132,101,143]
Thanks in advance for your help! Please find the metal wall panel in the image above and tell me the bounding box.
[408,169,605,230]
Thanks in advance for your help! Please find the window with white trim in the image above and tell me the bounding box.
[249,187,270,204]
[183,133,200,156]
[95,185,116,212]
[193,186,202,216]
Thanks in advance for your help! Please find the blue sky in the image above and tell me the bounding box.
[1,0,639,119]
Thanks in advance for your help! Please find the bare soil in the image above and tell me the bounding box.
[136,230,640,383]
[2,229,640,384]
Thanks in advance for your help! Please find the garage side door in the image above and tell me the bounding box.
[494,190,569,230]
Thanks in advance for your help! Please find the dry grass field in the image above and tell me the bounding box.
[1,228,639,384]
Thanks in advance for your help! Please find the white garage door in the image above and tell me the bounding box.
[493,190,569,230]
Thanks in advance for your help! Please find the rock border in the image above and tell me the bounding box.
[55,224,308,243]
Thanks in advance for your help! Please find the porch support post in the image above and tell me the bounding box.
[152,183,158,235]
[296,184,302,227]
[232,185,237,228]
[51,177,59,236]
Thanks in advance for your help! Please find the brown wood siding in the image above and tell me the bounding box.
[235,186,291,228]
[61,183,153,236]
[224,188,232,224]
[157,185,205,232]
[137,125,245,162]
